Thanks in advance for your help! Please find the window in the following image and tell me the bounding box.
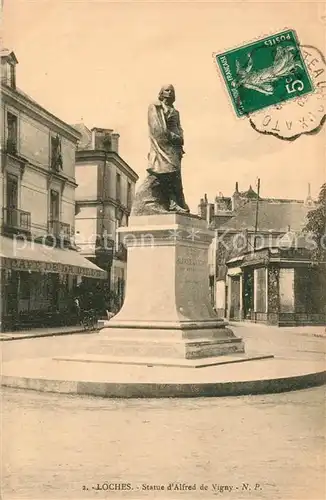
[6,112,18,154]
[50,190,60,220]
[6,174,18,209]
[116,173,121,202]
[127,182,132,209]
[2,62,16,88]
[50,134,63,171]
[9,63,16,88]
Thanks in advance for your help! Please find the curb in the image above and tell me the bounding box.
[229,323,326,338]
[0,329,98,342]
[2,370,325,398]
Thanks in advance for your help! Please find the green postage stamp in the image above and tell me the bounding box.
[215,29,314,117]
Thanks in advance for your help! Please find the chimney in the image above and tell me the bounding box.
[232,183,241,211]
[206,203,214,224]
[91,128,101,149]
[198,196,207,219]
[91,127,114,150]
[110,133,120,154]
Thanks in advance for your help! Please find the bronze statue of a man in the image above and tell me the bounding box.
[131,84,190,215]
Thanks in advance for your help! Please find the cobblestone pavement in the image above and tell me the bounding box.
[1,327,325,500]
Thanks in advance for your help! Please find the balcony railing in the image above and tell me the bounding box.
[48,219,71,239]
[2,207,31,233]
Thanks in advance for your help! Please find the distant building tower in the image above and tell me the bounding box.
[305,182,314,207]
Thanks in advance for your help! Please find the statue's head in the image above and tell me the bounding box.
[158,84,175,104]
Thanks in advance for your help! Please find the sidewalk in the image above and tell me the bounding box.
[229,321,326,338]
[229,321,326,365]
[1,320,325,342]
[0,325,93,342]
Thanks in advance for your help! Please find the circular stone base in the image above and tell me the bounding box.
[1,356,325,398]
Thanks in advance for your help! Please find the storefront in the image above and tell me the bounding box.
[226,246,326,326]
[0,235,107,331]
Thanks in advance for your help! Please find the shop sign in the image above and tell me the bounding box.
[0,257,106,279]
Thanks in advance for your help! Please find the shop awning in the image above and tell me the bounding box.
[0,235,107,279]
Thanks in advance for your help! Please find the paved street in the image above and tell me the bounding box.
[2,322,325,363]
[1,325,325,500]
[2,386,325,500]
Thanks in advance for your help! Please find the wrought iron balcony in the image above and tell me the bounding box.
[48,219,71,239]
[2,207,31,234]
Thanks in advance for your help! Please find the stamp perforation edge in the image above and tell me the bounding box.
[212,27,315,119]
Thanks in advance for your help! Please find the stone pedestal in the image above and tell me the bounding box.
[98,214,245,362]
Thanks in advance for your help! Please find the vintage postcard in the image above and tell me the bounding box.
[1,1,325,500]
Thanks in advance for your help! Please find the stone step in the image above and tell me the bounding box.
[83,336,245,359]
[54,353,274,369]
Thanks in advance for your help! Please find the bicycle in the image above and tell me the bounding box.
[81,309,98,331]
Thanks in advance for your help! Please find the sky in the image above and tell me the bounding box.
[3,0,326,212]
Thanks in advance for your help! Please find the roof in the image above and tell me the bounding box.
[2,85,81,141]
[0,48,18,63]
[72,123,93,149]
[239,185,258,198]
[277,231,315,250]
[220,200,311,233]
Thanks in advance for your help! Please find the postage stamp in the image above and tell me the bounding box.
[214,29,314,117]
[249,45,326,140]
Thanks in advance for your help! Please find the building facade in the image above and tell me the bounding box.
[198,182,324,325]
[73,124,138,311]
[226,241,326,326]
[0,50,106,331]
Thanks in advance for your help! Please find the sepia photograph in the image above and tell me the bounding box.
[1,1,325,499]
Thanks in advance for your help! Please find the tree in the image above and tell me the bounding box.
[304,184,326,319]
[305,183,326,261]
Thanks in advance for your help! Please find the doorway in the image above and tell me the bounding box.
[243,269,254,319]
[229,276,241,320]
[4,270,19,323]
